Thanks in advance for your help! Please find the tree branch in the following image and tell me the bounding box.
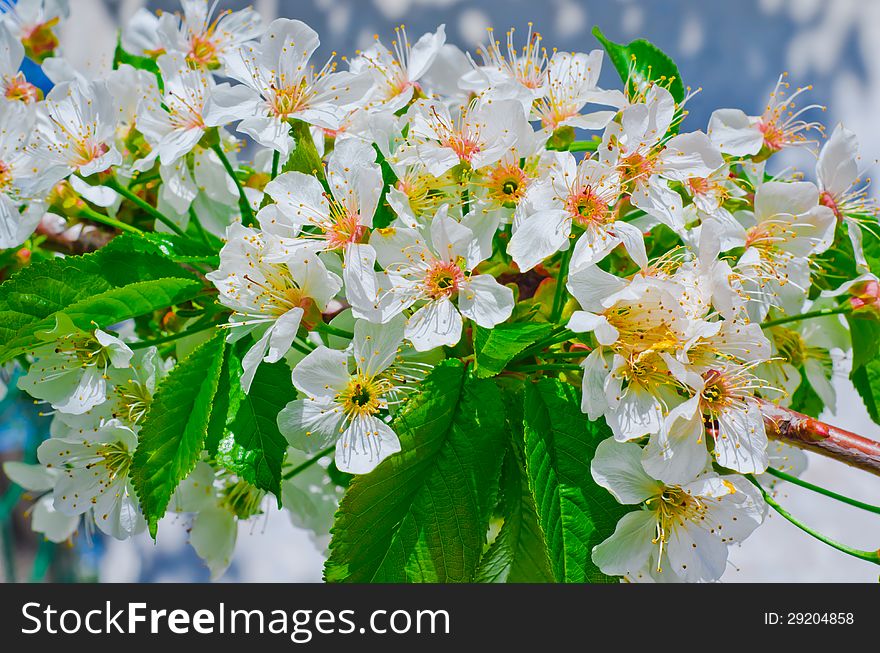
[757,399,880,477]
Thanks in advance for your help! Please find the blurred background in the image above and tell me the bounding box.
[1,0,879,583]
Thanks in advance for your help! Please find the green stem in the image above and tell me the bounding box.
[749,476,880,566]
[516,327,573,361]
[103,177,187,237]
[188,206,211,246]
[507,363,582,374]
[271,150,280,181]
[78,206,143,234]
[551,247,573,323]
[765,467,880,515]
[290,337,315,356]
[542,350,590,359]
[212,143,255,226]
[567,140,600,152]
[761,306,850,329]
[130,320,220,350]
[282,446,335,480]
[547,140,600,152]
[315,323,355,340]
[128,169,160,189]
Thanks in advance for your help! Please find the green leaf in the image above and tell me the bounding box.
[847,314,880,371]
[131,332,226,537]
[789,367,824,418]
[216,357,294,501]
[523,377,630,583]
[476,449,555,583]
[473,322,555,378]
[592,26,685,105]
[0,249,201,362]
[205,346,233,456]
[852,361,880,424]
[282,120,325,180]
[324,360,506,582]
[101,232,220,266]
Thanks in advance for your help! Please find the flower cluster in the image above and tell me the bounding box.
[1,1,876,583]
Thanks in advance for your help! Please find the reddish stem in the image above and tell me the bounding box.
[757,399,880,477]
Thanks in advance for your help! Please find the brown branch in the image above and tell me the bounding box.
[757,398,880,477]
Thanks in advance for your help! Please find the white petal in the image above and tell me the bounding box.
[278,397,345,452]
[817,124,859,196]
[353,314,405,377]
[507,209,570,272]
[591,438,661,504]
[336,415,401,474]
[707,108,763,156]
[591,510,658,578]
[457,275,514,328]
[291,346,351,399]
[405,298,463,351]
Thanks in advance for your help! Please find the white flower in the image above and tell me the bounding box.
[156,0,263,69]
[591,438,766,582]
[18,314,133,415]
[392,98,522,177]
[650,363,771,480]
[356,206,514,350]
[816,123,874,272]
[206,222,342,392]
[352,25,446,113]
[601,85,723,232]
[2,461,79,543]
[31,79,122,183]
[172,462,252,580]
[0,0,68,63]
[37,419,144,540]
[0,100,42,248]
[508,153,647,273]
[707,74,824,157]
[737,180,835,321]
[460,24,549,112]
[205,18,372,156]
[136,53,213,167]
[532,50,624,133]
[0,23,41,104]
[257,137,381,254]
[51,346,168,434]
[278,316,408,474]
[566,266,691,438]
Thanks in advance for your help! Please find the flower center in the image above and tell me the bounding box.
[567,186,611,227]
[819,190,842,220]
[699,368,732,412]
[424,259,465,299]
[759,119,785,153]
[72,140,110,170]
[22,18,60,63]
[325,199,367,250]
[94,441,133,482]
[646,486,707,572]
[189,33,220,68]
[4,73,42,103]
[113,378,153,426]
[337,373,390,419]
[619,152,655,183]
[220,479,265,519]
[270,80,310,118]
[486,164,529,208]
